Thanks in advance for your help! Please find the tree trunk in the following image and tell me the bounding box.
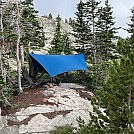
[6,71,17,87]
[16,0,23,93]
[0,5,10,85]
[92,6,97,89]
[0,90,11,107]
[128,85,133,131]
[20,45,34,85]
[28,41,32,53]
[0,8,5,77]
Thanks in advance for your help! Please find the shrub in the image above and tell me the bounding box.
[50,125,73,134]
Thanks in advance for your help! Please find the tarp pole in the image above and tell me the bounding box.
[51,77,53,83]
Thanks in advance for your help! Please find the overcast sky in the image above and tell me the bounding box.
[33,0,133,38]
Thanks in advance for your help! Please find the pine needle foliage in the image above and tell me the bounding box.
[0,75,12,107]
[50,125,73,134]
[77,39,134,134]
[49,14,64,54]
[127,5,134,45]
[96,0,117,60]
[73,0,90,55]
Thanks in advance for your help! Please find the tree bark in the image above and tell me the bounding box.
[92,2,97,89]
[128,85,133,131]
[0,7,5,77]
[0,90,11,107]
[16,0,23,93]
[20,45,34,85]
[28,41,32,53]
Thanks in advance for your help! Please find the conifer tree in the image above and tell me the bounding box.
[73,0,90,55]
[62,31,74,54]
[1,1,16,50]
[84,0,100,56]
[0,1,19,91]
[48,14,64,54]
[1,0,45,92]
[2,0,45,54]
[68,18,75,27]
[48,13,52,19]
[20,0,45,51]
[127,5,134,46]
[77,39,134,134]
[84,0,101,89]
[96,0,117,60]
[1,0,23,93]
[65,18,68,23]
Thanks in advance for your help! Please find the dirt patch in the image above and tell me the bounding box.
[42,110,72,119]
[61,95,70,99]
[7,113,37,126]
[73,88,92,100]
[1,87,49,116]
[43,100,59,106]
[7,110,72,126]
[1,85,92,116]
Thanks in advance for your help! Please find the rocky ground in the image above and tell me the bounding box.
[0,83,93,134]
[36,17,76,54]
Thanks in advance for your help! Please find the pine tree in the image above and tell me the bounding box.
[0,0,45,92]
[20,0,45,51]
[127,5,134,46]
[1,1,17,50]
[48,13,52,19]
[68,18,75,27]
[65,18,68,23]
[48,14,64,54]
[77,39,134,134]
[62,31,74,54]
[84,0,101,89]
[73,0,90,55]
[1,0,45,55]
[96,0,117,60]
[84,0,100,56]
[0,0,23,93]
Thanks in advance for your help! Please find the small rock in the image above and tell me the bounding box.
[73,129,77,133]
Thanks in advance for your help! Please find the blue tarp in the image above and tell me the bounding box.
[29,53,88,77]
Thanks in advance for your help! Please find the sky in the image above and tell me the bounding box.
[33,0,134,38]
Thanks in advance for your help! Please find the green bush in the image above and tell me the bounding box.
[50,125,73,134]
[0,75,12,107]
